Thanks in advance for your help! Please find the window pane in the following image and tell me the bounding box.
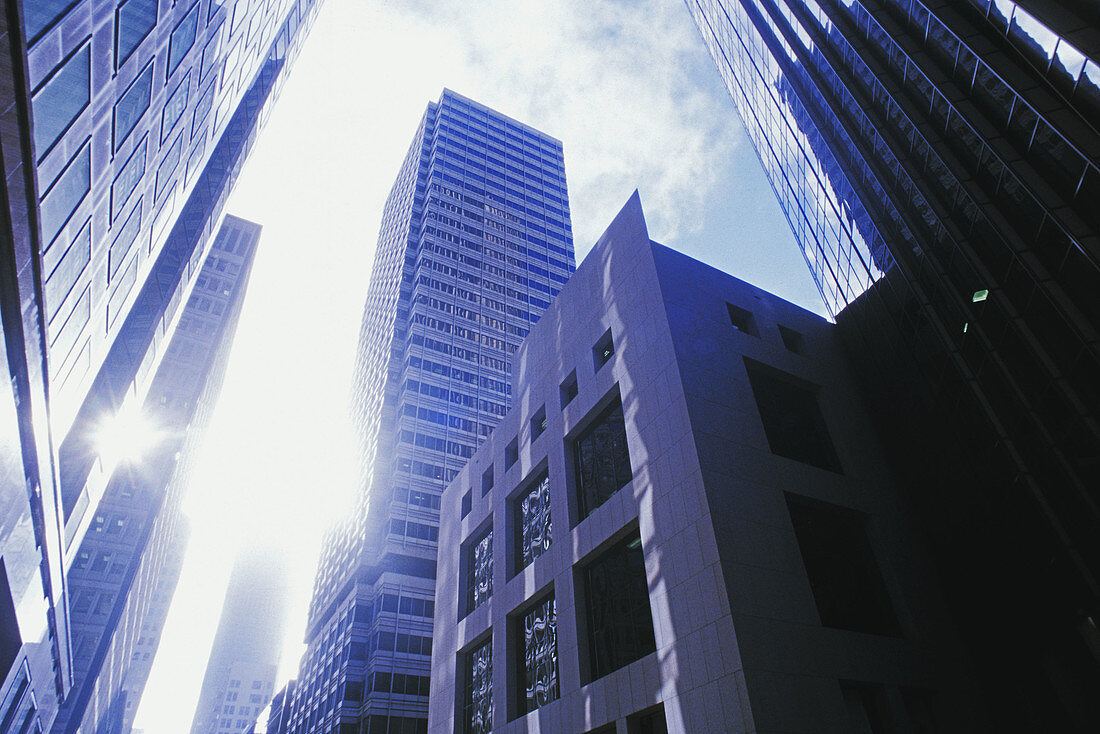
[155,132,185,202]
[574,399,632,519]
[32,44,90,160]
[114,61,154,151]
[583,531,655,680]
[109,198,143,278]
[463,640,492,734]
[464,529,493,614]
[520,594,558,713]
[167,4,200,77]
[161,71,191,141]
[111,137,147,222]
[24,0,77,43]
[40,144,90,245]
[116,0,158,68]
[515,472,551,569]
[44,221,91,322]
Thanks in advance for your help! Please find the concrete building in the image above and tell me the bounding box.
[1,0,324,727]
[52,215,262,733]
[684,1,1100,726]
[429,194,973,734]
[189,545,289,734]
[285,90,574,734]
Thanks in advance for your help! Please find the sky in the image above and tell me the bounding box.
[134,0,823,730]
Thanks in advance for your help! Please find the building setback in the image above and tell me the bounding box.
[429,194,975,733]
[286,90,575,734]
[684,0,1100,727]
[189,545,289,734]
[51,215,263,733]
[0,0,323,728]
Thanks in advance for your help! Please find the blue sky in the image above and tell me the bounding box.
[135,0,822,729]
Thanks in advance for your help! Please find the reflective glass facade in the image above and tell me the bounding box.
[286,91,574,734]
[687,0,1100,726]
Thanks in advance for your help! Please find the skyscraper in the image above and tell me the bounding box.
[50,215,263,733]
[685,0,1099,727]
[189,545,290,734]
[0,0,323,726]
[286,90,575,734]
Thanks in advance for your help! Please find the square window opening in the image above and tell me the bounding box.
[461,490,472,520]
[726,302,760,336]
[592,329,614,370]
[571,393,632,523]
[458,637,493,734]
[560,370,578,408]
[627,704,669,734]
[778,324,805,354]
[511,591,559,719]
[530,406,547,441]
[461,525,494,618]
[512,471,552,574]
[505,437,518,471]
[481,465,494,497]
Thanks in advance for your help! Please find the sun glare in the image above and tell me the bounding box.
[96,405,161,471]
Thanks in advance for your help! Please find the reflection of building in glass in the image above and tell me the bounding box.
[53,216,262,733]
[284,90,575,734]
[189,545,289,734]
[687,0,1100,727]
[0,1,322,728]
[430,194,973,733]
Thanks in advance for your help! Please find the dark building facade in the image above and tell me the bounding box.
[52,215,262,733]
[286,90,575,734]
[686,0,1100,729]
[0,0,324,727]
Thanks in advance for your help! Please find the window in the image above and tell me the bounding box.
[516,594,558,716]
[840,682,890,734]
[44,221,91,322]
[481,465,494,497]
[460,639,492,734]
[726,302,759,336]
[161,71,191,142]
[505,437,518,470]
[786,494,901,637]
[32,43,90,161]
[167,4,200,78]
[113,60,154,151]
[560,370,578,408]
[514,472,551,571]
[580,530,655,681]
[155,132,185,202]
[463,527,493,616]
[111,137,147,222]
[461,490,472,519]
[778,324,804,354]
[24,0,78,43]
[627,705,669,734]
[573,396,631,520]
[530,405,547,441]
[116,0,158,69]
[744,358,841,472]
[40,143,90,245]
[592,328,614,370]
[109,199,143,278]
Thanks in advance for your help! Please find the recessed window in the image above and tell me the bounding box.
[726,302,759,336]
[113,60,154,152]
[460,639,492,734]
[580,530,655,681]
[109,199,142,279]
[167,4,200,78]
[155,132,185,203]
[463,527,493,616]
[161,71,191,142]
[505,437,518,471]
[481,466,494,497]
[192,81,217,137]
[530,406,547,441]
[515,593,558,716]
[560,370,578,408]
[514,472,551,572]
[32,43,90,161]
[628,704,669,734]
[592,328,614,370]
[778,324,804,354]
[44,220,91,323]
[116,0,158,69]
[111,136,148,223]
[573,397,631,521]
[461,490,472,520]
[786,494,901,637]
[24,0,76,43]
[744,357,841,472]
[840,682,890,733]
[40,143,90,245]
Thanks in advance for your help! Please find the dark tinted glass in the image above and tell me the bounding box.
[519,594,558,714]
[116,0,158,68]
[744,358,841,472]
[32,44,90,160]
[114,61,154,151]
[583,531,655,680]
[168,4,200,76]
[574,399,631,519]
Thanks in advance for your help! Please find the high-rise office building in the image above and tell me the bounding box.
[0,0,323,726]
[189,545,290,734]
[286,90,575,734]
[685,0,1099,728]
[52,215,262,733]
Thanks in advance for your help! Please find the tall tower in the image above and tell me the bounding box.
[287,90,574,734]
[0,0,324,727]
[189,545,289,734]
[51,215,263,733]
[685,0,1100,728]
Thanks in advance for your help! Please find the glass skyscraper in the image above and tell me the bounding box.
[686,0,1099,727]
[286,90,574,734]
[1,1,323,729]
